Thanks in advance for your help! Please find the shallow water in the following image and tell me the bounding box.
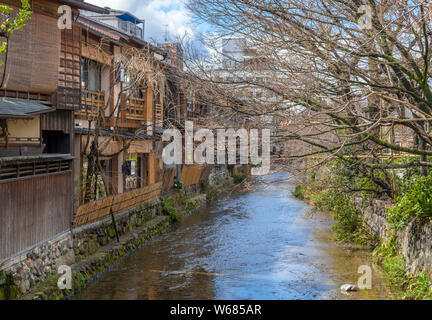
[75,172,393,300]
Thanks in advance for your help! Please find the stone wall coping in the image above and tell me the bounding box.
[0,231,71,271]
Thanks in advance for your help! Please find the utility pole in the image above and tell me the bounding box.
[164,24,169,42]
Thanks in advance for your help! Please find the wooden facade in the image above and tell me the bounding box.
[0,170,72,261]
[72,13,166,226]
[0,0,108,262]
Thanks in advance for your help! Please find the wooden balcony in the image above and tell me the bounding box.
[187,110,200,121]
[77,90,105,119]
[125,97,146,121]
[187,110,207,127]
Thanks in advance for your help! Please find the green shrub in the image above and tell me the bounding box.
[232,169,246,184]
[388,173,432,230]
[293,185,307,200]
[162,198,180,222]
[173,180,183,190]
[200,180,209,193]
[309,171,316,182]
[312,188,375,245]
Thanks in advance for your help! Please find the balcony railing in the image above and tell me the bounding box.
[77,90,105,119]
[187,110,200,120]
[125,97,146,121]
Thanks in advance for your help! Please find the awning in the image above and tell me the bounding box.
[0,98,53,118]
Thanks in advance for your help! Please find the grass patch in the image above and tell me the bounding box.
[373,236,432,300]
[162,192,205,222]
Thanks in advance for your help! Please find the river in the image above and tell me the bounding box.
[74,172,392,300]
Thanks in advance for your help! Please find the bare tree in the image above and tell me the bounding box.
[185,0,432,197]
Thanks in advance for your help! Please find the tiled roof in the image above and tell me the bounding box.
[0,98,53,117]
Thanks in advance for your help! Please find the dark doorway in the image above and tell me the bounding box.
[42,131,70,154]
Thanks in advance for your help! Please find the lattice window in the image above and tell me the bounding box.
[0,160,71,181]
[57,23,82,110]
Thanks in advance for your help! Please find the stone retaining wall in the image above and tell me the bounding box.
[0,168,232,300]
[355,197,432,278]
[72,200,161,259]
[0,200,162,300]
[23,216,171,300]
[0,232,73,299]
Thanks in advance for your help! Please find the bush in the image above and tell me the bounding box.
[388,173,432,230]
[162,198,180,222]
[311,188,376,245]
[293,185,307,200]
[206,185,218,201]
[232,169,246,184]
[200,180,209,193]
[173,180,183,190]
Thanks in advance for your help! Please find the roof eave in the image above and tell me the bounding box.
[57,0,109,14]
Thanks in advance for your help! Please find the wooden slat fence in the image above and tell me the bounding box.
[180,165,204,187]
[0,172,72,261]
[74,182,162,227]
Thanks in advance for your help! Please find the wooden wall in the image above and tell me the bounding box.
[0,172,72,261]
[41,110,73,134]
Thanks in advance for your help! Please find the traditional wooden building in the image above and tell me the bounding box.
[72,10,169,227]
[0,0,108,262]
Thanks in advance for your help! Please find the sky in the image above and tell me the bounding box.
[86,0,197,43]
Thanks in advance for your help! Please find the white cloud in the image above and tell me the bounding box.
[86,0,194,43]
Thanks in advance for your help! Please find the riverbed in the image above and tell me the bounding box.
[74,172,392,300]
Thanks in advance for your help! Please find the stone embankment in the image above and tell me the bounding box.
[354,197,432,278]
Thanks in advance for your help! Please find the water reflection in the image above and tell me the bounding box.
[75,172,392,300]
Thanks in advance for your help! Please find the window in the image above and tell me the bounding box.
[117,66,131,96]
[119,21,128,33]
[81,58,102,92]
[124,154,143,191]
[0,160,71,181]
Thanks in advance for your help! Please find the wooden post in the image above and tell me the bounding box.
[148,152,156,185]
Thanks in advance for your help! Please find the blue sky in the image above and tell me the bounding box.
[86,0,198,43]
